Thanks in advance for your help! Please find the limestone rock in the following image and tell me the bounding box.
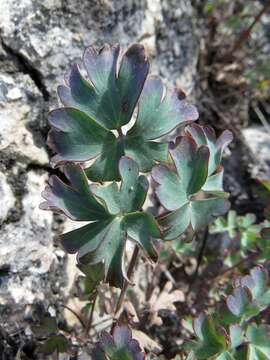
[0,0,198,96]
[0,171,15,224]
[0,171,54,305]
[242,126,270,177]
[0,73,48,165]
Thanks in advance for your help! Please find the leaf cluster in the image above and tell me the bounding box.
[41,43,232,292]
[210,210,270,265]
[31,313,69,355]
[92,325,145,360]
[187,265,270,359]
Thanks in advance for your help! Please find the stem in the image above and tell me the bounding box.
[193,229,209,281]
[214,251,258,281]
[61,304,86,329]
[111,245,140,332]
[229,0,270,56]
[117,128,124,137]
[85,293,98,336]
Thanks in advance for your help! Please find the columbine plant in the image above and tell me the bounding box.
[40,43,232,356]
[187,265,270,359]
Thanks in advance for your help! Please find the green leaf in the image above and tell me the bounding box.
[185,124,233,175]
[31,314,58,338]
[92,325,145,360]
[240,266,268,300]
[40,163,109,221]
[226,287,251,318]
[261,227,270,241]
[77,263,104,299]
[127,76,198,140]
[217,352,236,360]
[153,134,230,239]
[48,108,116,167]
[41,157,159,288]
[49,44,198,181]
[124,135,168,173]
[39,334,69,355]
[248,347,269,360]
[123,212,159,262]
[85,138,125,181]
[247,325,270,359]
[191,313,227,359]
[229,324,244,349]
[58,44,149,130]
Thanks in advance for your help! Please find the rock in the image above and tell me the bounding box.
[0,171,54,305]
[155,0,198,93]
[0,73,48,165]
[242,126,270,175]
[0,0,199,351]
[0,0,198,96]
[0,171,15,223]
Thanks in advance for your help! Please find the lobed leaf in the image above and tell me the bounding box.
[191,313,227,359]
[247,324,270,359]
[41,157,159,288]
[48,44,198,181]
[31,314,58,338]
[185,124,233,176]
[226,287,251,318]
[39,334,69,355]
[92,325,145,360]
[153,134,230,239]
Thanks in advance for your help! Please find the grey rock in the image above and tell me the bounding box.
[0,171,16,223]
[0,171,54,305]
[0,0,198,96]
[0,72,48,164]
[242,126,270,176]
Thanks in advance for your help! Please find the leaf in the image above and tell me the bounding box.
[185,124,233,176]
[31,314,58,338]
[48,44,198,181]
[59,44,148,130]
[127,76,198,140]
[40,163,108,221]
[216,352,236,360]
[261,227,270,241]
[247,324,270,359]
[191,313,227,359]
[92,325,145,360]
[77,262,105,299]
[229,324,244,349]
[153,134,230,239]
[226,287,251,318]
[39,334,69,355]
[41,157,159,288]
[240,266,268,300]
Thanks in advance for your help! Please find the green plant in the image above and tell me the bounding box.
[40,43,232,357]
[93,325,145,359]
[31,313,69,356]
[187,265,270,359]
[210,210,270,266]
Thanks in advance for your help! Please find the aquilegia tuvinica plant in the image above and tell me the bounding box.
[40,43,232,356]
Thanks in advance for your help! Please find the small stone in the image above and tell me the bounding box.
[242,126,270,165]
[6,87,22,100]
[0,171,15,223]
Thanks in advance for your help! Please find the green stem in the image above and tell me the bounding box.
[111,245,140,332]
[117,127,124,137]
[61,304,85,329]
[85,292,98,336]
